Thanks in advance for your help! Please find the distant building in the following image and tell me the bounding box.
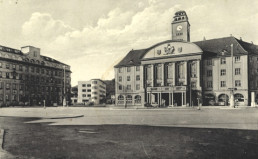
[78,79,106,105]
[0,45,71,106]
[114,10,258,107]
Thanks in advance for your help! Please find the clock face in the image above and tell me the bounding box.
[177,25,183,31]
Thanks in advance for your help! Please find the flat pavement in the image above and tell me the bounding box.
[0,106,258,130]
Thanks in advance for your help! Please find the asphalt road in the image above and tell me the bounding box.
[0,107,258,158]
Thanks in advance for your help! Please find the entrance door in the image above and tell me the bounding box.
[161,93,169,107]
[173,93,182,106]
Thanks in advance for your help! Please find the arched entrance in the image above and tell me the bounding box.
[234,93,244,106]
[117,95,124,105]
[126,95,132,105]
[218,94,229,106]
[134,95,141,105]
[204,94,215,106]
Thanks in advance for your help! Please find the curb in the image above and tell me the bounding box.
[0,129,4,150]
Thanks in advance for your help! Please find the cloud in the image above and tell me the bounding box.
[20,0,258,86]
[22,12,74,42]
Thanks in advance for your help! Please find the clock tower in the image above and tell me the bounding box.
[171,10,190,42]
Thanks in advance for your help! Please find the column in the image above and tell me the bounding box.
[172,63,176,86]
[184,92,187,106]
[181,92,184,106]
[172,92,174,106]
[184,61,187,85]
[161,63,164,86]
[169,92,171,106]
[196,60,201,88]
[151,64,154,87]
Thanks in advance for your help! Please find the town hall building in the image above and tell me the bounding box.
[114,10,258,107]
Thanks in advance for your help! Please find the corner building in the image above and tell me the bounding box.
[78,79,106,105]
[0,45,71,106]
[114,10,258,107]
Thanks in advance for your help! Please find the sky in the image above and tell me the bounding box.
[0,0,257,86]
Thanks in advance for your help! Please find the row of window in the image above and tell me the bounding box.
[117,95,141,104]
[82,84,91,87]
[118,66,140,73]
[0,62,70,77]
[119,75,140,82]
[206,80,241,88]
[207,56,241,66]
[118,84,141,90]
[206,68,241,77]
[0,83,68,92]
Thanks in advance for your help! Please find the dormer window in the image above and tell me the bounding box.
[34,51,37,57]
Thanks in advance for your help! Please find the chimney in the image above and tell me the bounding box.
[251,41,253,44]
[230,34,232,37]
[203,36,206,41]
[240,37,242,41]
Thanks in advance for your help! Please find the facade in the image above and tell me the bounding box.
[77,79,106,105]
[114,10,258,107]
[0,45,71,106]
[71,85,78,105]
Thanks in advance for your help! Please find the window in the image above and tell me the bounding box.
[6,72,10,78]
[118,68,123,73]
[191,82,196,88]
[136,66,140,71]
[87,94,91,97]
[221,58,226,64]
[92,92,98,95]
[207,59,212,65]
[136,84,140,90]
[19,65,22,71]
[6,83,10,89]
[0,82,2,89]
[126,85,131,90]
[136,75,140,81]
[207,81,213,88]
[177,63,184,78]
[82,89,86,92]
[220,69,226,76]
[190,62,197,77]
[87,89,91,92]
[92,81,97,84]
[127,76,130,81]
[119,85,123,90]
[34,51,37,57]
[127,67,131,72]
[220,81,226,87]
[235,68,241,75]
[93,86,98,89]
[87,84,91,87]
[135,95,141,104]
[207,70,212,77]
[12,64,16,70]
[235,56,240,62]
[235,80,241,87]
[0,72,2,78]
[119,76,122,82]
[13,84,16,90]
[82,94,86,97]
[0,62,2,68]
[6,64,10,69]
[31,67,34,72]
[82,84,86,87]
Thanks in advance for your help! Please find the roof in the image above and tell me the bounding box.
[194,36,258,57]
[115,37,258,68]
[114,49,147,68]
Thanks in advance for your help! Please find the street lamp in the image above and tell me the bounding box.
[229,44,235,108]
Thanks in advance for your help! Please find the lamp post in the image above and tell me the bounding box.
[229,44,235,108]
[63,65,66,107]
